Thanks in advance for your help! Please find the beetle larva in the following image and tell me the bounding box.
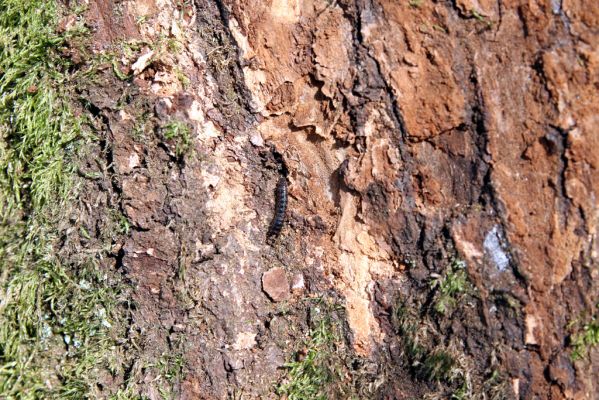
[267,177,288,238]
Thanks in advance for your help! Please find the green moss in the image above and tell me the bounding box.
[471,9,493,28]
[0,3,77,217]
[155,352,184,400]
[391,261,476,390]
[174,67,190,89]
[571,317,599,361]
[416,350,455,382]
[277,300,347,400]
[430,259,471,315]
[0,0,122,397]
[111,57,132,81]
[277,318,335,399]
[162,120,192,158]
[109,388,149,400]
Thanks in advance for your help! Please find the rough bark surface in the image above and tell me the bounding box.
[79,0,597,398]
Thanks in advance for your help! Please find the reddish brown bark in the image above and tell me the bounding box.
[80,0,598,397]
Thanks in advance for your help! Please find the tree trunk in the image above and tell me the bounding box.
[80,0,598,398]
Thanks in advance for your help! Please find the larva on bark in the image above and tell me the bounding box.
[267,177,288,238]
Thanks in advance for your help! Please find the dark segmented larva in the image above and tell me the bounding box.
[267,177,288,238]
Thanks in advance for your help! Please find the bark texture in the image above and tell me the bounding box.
[80,0,598,398]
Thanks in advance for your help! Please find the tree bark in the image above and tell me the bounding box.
[82,0,598,398]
